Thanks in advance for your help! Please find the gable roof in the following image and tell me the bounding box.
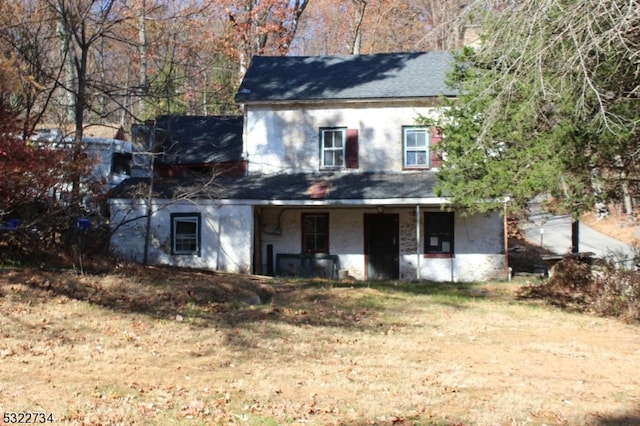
[154,115,243,165]
[110,171,443,204]
[235,51,456,104]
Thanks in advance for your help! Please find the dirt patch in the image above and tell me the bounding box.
[581,210,639,246]
[1,266,640,425]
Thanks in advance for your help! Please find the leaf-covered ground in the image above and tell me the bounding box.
[1,265,639,425]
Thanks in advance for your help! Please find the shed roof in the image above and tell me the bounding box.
[235,51,456,104]
[154,115,243,165]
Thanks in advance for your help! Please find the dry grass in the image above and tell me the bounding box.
[1,265,640,425]
[582,210,639,246]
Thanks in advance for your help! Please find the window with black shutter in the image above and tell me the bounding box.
[319,127,358,170]
[402,126,442,169]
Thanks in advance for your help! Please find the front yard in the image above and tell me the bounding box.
[1,265,639,425]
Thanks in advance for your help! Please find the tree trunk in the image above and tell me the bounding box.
[350,0,367,55]
[56,19,75,124]
[621,177,634,216]
[138,0,147,118]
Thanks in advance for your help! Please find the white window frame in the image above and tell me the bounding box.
[403,126,430,168]
[320,128,346,168]
[171,213,201,256]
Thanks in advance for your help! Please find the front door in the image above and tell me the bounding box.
[364,213,399,280]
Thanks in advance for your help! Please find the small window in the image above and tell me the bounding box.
[112,152,132,176]
[171,213,201,255]
[403,126,429,168]
[302,213,329,253]
[425,212,454,255]
[320,128,345,168]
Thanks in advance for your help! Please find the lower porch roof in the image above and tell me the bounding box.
[109,171,446,206]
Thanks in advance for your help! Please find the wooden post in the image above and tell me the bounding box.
[571,220,580,253]
[504,203,510,279]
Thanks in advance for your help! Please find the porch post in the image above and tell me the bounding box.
[571,220,580,254]
[254,207,262,275]
[416,205,421,280]
[504,202,510,279]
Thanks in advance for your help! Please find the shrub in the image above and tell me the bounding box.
[523,257,640,322]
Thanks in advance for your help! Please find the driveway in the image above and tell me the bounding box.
[521,212,636,267]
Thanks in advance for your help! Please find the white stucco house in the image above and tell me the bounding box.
[109,51,508,282]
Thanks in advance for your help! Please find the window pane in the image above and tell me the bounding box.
[406,150,428,166]
[315,217,327,233]
[406,131,417,147]
[176,237,196,252]
[303,216,316,233]
[324,148,344,167]
[305,235,319,252]
[405,129,427,147]
[406,151,417,165]
[315,235,324,251]
[176,220,196,235]
[323,133,334,148]
[334,150,344,166]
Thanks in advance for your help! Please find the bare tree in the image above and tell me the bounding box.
[291,0,504,55]
[46,1,129,144]
[225,0,311,81]
[350,0,367,54]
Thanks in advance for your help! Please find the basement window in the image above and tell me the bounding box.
[171,213,201,256]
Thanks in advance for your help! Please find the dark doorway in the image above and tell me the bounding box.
[364,213,399,280]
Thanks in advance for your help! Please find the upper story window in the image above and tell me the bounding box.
[112,152,132,176]
[320,127,359,170]
[403,126,429,168]
[171,213,201,256]
[403,126,442,169]
[320,128,345,168]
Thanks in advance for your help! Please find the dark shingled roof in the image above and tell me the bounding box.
[235,51,456,103]
[110,172,441,203]
[154,115,243,165]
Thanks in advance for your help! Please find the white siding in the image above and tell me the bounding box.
[109,99,508,282]
[258,207,506,282]
[244,102,442,174]
[415,210,507,282]
[109,199,252,274]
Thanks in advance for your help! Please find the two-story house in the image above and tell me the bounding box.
[109,51,508,282]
